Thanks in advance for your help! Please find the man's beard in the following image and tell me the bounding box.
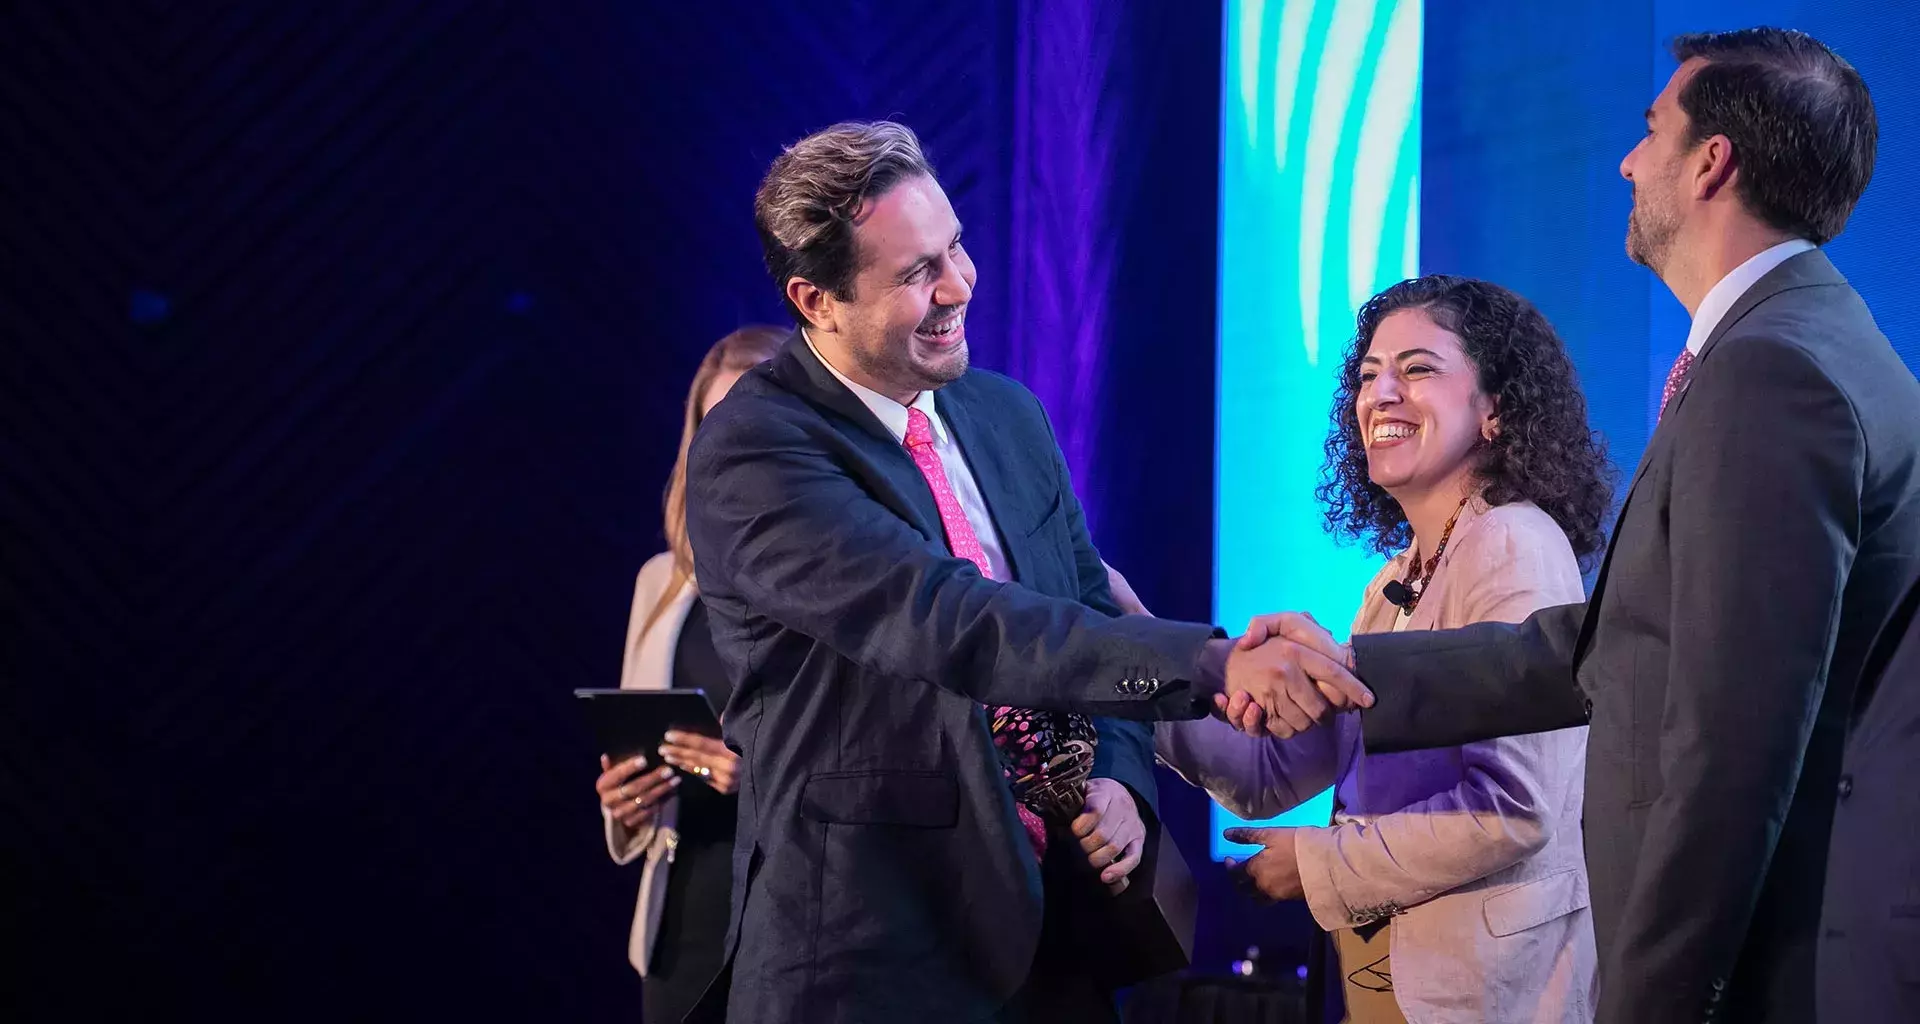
[855,312,969,392]
[863,340,968,393]
[1626,186,1678,272]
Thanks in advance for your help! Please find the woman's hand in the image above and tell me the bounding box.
[596,754,681,830]
[658,731,741,795]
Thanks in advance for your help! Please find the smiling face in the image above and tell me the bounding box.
[824,173,976,398]
[1355,308,1498,503]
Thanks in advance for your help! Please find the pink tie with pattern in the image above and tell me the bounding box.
[1660,348,1696,421]
[902,407,1051,859]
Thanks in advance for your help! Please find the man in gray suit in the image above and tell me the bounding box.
[1819,567,1920,1020]
[1238,28,1920,1024]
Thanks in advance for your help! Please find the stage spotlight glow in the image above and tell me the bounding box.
[1213,0,1421,861]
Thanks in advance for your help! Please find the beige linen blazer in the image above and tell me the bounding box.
[602,552,698,977]
[1159,500,1597,1022]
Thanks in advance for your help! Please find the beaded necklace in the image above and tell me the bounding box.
[1393,496,1474,616]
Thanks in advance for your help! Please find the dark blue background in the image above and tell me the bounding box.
[1425,1,1920,498]
[5,1,1916,1019]
[0,1,1224,1019]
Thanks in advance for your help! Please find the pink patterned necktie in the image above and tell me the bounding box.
[1660,348,1696,421]
[902,407,1052,860]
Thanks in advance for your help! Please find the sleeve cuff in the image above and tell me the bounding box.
[1296,825,1359,931]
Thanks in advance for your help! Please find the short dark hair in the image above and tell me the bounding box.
[1670,28,1876,244]
[1319,275,1615,568]
[753,121,936,323]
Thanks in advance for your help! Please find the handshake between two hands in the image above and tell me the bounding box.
[1209,613,1375,739]
[1102,560,1375,738]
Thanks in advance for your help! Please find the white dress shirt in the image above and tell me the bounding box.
[1685,237,1817,355]
[803,331,1010,580]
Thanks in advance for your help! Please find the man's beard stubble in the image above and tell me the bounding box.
[854,315,969,393]
[1626,184,1678,273]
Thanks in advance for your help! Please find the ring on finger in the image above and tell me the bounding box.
[632,795,647,808]
[694,765,712,777]
[617,783,629,800]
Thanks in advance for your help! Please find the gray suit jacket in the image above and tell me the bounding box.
[1818,567,1920,1021]
[1348,250,1920,1023]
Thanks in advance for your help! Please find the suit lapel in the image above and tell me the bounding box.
[631,578,697,690]
[770,333,946,543]
[1696,248,1840,362]
[1620,249,1839,500]
[1582,384,1691,660]
[772,331,893,442]
[934,383,1029,583]
[1580,249,1845,660]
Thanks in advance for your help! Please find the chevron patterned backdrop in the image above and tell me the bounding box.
[1,2,1225,1018]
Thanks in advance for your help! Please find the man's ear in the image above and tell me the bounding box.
[788,278,835,333]
[1692,133,1737,202]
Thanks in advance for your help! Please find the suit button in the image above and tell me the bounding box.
[1710,977,1725,992]
[1838,775,1854,800]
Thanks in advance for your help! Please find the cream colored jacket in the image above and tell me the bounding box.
[1159,500,1597,1022]
[602,551,698,977]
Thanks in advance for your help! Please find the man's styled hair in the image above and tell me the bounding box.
[753,121,936,322]
[1670,28,1876,244]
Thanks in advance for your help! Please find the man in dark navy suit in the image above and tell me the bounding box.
[684,121,1360,1023]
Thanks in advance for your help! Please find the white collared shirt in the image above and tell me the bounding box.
[803,330,1010,580]
[1684,237,1817,355]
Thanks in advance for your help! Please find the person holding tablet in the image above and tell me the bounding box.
[592,324,784,1022]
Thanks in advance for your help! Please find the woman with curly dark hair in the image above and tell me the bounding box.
[1153,276,1613,1022]
[1320,276,1614,569]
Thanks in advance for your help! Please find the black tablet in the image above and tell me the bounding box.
[574,689,723,771]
